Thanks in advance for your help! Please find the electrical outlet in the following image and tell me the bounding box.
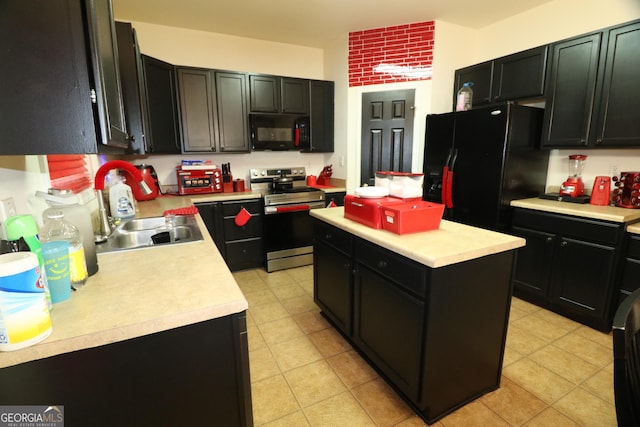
[609,164,620,176]
[0,197,17,240]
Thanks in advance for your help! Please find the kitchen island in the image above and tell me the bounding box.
[0,195,256,427]
[310,207,525,424]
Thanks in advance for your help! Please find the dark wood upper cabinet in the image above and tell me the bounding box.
[115,21,148,154]
[142,55,181,154]
[542,20,640,148]
[453,61,494,107]
[491,46,548,102]
[452,46,547,110]
[304,80,335,152]
[249,74,309,114]
[176,67,250,153]
[84,0,129,150]
[591,21,640,147]
[0,0,127,154]
[177,67,218,152]
[281,78,310,114]
[215,72,249,152]
[249,75,280,112]
[541,33,601,148]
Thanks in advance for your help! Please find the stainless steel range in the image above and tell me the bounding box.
[250,167,325,272]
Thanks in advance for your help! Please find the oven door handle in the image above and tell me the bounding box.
[265,204,311,214]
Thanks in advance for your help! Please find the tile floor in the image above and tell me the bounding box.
[234,266,617,427]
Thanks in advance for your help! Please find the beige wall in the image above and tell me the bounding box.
[129,21,325,79]
[476,0,640,61]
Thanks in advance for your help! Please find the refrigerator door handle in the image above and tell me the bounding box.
[441,148,453,205]
[443,149,457,209]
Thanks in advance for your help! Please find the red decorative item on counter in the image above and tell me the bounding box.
[612,172,640,208]
[344,195,405,229]
[316,165,333,186]
[381,201,445,234]
[589,176,611,206]
[176,167,222,195]
[162,205,199,216]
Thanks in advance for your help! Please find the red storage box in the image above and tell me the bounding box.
[344,195,406,229]
[381,201,445,234]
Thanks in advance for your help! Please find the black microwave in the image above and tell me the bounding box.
[250,114,310,151]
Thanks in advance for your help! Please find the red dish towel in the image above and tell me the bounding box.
[235,207,252,227]
[162,205,199,216]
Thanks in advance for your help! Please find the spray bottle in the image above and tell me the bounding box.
[5,215,52,309]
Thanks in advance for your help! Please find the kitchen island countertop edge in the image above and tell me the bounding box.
[311,207,525,268]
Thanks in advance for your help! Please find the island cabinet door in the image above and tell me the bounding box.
[353,264,425,401]
[314,241,353,336]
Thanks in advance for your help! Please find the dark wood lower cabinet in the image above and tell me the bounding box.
[313,219,515,423]
[512,208,625,332]
[0,313,253,427]
[618,232,640,307]
[196,199,264,272]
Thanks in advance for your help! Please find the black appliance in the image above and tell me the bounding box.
[423,102,549,231]
[250,167,325,272]
[250,114,309,150]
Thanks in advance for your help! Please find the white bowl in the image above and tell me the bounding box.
[354,186,389,198]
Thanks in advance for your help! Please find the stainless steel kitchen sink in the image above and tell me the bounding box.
[96,215,204,254]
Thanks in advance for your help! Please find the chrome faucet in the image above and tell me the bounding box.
[94,160,152,242]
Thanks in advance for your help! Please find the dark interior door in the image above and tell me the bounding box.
[361,90,415,186]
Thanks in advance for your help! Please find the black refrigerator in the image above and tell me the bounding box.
[422,102,549,231]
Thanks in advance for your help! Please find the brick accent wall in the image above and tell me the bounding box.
[349,21,435,87]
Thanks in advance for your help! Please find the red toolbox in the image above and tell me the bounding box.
[343,195,406,229]
[381,200,445,234]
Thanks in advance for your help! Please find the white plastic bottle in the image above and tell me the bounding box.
[109,176,136,220]
[40,189,98,277]
[40,211,88,289]
[456,82,474,112]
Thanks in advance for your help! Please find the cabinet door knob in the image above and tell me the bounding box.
[325,233,332,240]
[560,240,568,247]
[377,260,387,269]
[546,236,553,243]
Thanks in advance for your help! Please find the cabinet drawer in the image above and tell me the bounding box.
[355,239,426,298]
[313,220,353,255]
[226,238,263,271]
[512,208,622,246]
[223,215,263,241]
[222,200,262,216]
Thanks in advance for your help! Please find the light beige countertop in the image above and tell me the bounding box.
[511,198,640,223]
[1,194,249,369]
[310,207,525,268]
[628,223,640,235]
